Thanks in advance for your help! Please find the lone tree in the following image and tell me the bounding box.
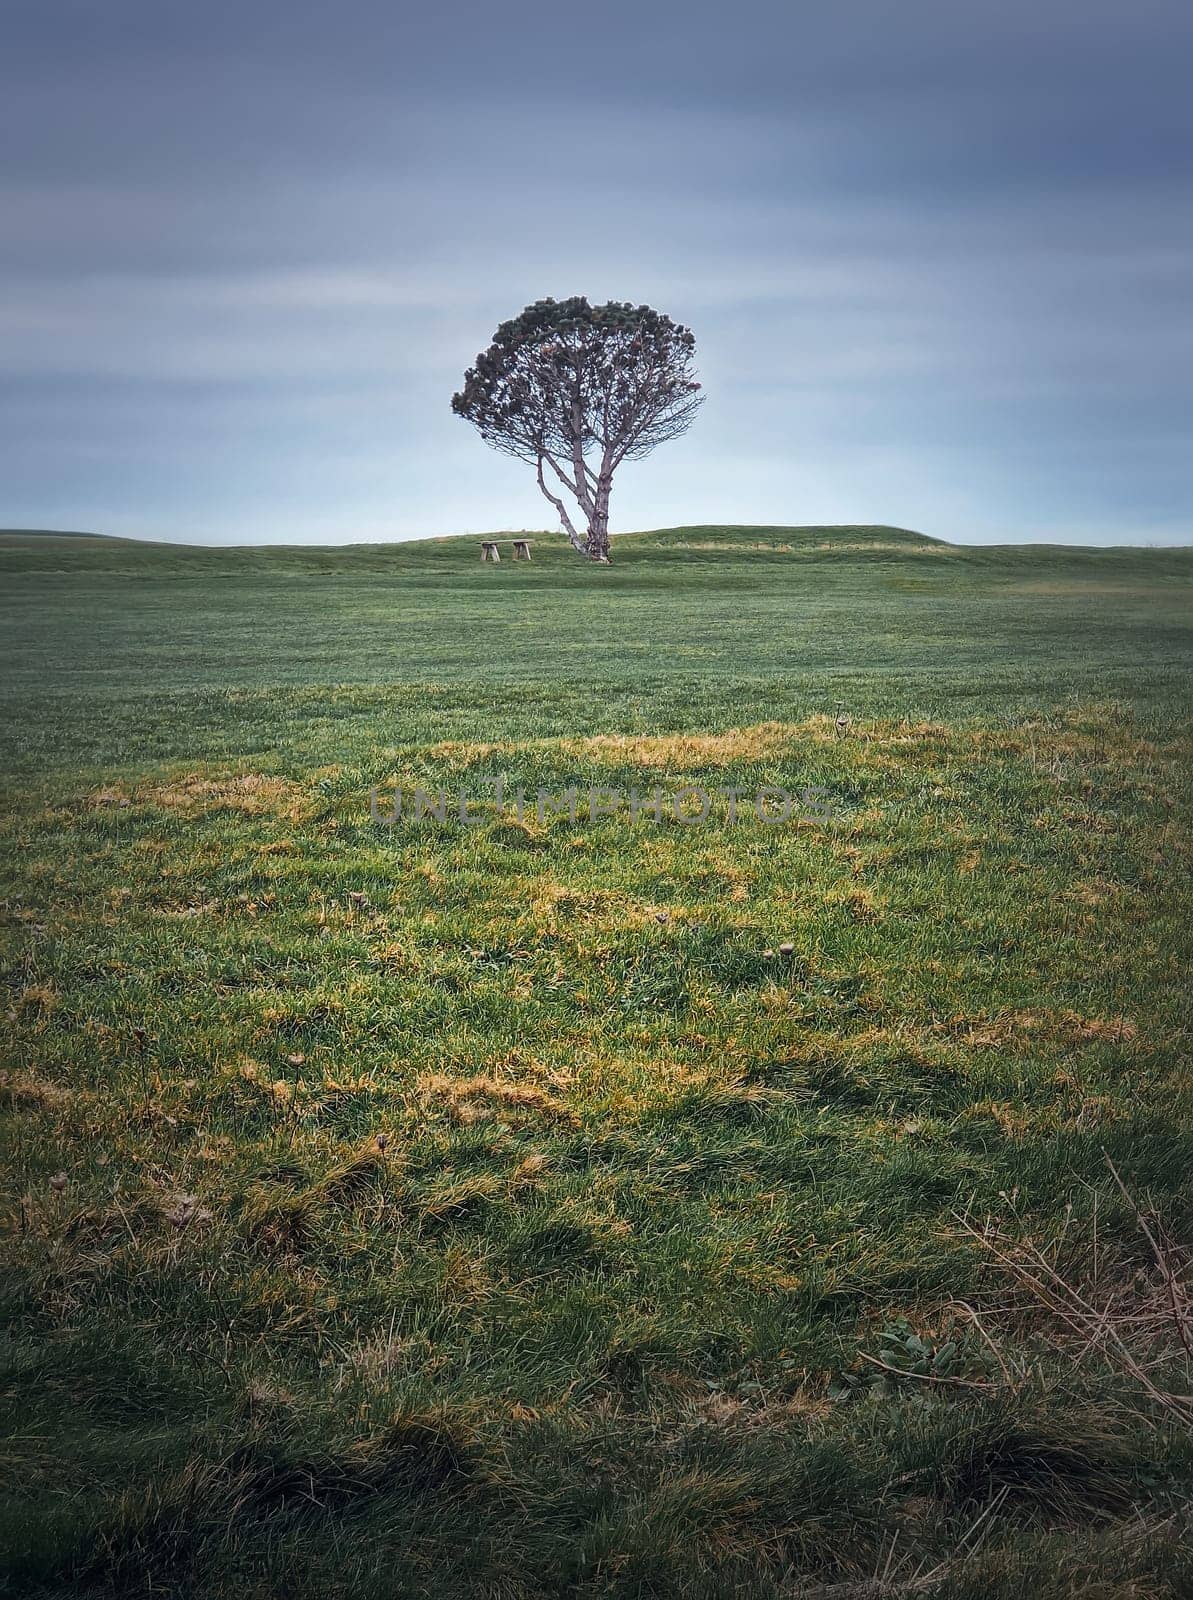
[452,297,702,562]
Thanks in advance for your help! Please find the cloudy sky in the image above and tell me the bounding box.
[3,0,1190,545]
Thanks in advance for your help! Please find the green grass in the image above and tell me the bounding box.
[1,524,1191,1597]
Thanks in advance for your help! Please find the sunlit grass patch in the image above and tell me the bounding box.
[417,1071,578,1127]
[563,722,804,767]
[85,768,311,819]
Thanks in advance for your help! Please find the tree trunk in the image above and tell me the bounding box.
[536,456,589,554]
[586,474,612,562]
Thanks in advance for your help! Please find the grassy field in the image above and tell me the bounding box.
[1,524,1191,1598]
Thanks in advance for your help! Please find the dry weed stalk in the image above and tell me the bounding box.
[955,1155,1193,1426]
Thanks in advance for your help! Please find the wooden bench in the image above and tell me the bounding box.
[480,539,532,562]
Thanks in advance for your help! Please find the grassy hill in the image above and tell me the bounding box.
[1,527,1191,1597]
[1,524,1190,771]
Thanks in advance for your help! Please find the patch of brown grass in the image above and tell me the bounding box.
[418,1072,577,1126]
[827,884,884,923]
[937,1009,1138,1050]
[0,1071,76,1110]
[14,984,57,1017]
[144,771,308,818]
[561,723,799,767]
[528,882,632,928]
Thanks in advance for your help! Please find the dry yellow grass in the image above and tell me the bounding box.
[938,1010,1139,1049]
[417,1072,578,1126]
[90,770,309,819]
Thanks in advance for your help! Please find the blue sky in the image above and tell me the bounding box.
[2,0,1190,545]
